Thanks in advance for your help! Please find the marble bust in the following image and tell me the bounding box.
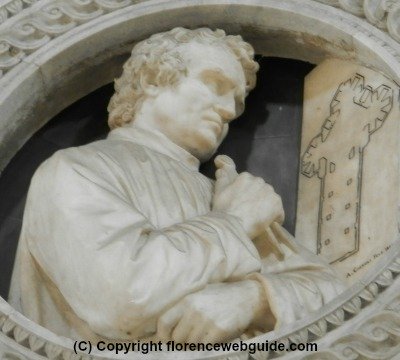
[9,27,344,344]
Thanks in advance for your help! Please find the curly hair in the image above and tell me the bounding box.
[107,27,259,129]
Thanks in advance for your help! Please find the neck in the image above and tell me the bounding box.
[126,122,213,162]
[109,124,201,170]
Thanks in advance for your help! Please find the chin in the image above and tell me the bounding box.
[186,129,224,162]
[197,148,217,163]
[192,139,220,163]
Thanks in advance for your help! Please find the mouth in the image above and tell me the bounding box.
[203,115,223,133]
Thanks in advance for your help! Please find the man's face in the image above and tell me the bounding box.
[136,43,248,162]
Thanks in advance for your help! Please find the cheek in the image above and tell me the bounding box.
[153,93,180,120]
[151,83,216,139]
[179,82,214,111]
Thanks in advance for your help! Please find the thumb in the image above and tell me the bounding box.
[214,155,238,194]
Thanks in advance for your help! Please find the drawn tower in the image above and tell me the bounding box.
[301,74,393,264]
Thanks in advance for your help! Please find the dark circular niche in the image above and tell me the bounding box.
[0,57,314,298]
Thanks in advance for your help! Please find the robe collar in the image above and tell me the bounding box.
[108,125,201,170]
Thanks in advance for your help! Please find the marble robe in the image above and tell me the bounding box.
[9,126,344,341]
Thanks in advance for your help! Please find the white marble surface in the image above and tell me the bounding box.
[0,1,399,359]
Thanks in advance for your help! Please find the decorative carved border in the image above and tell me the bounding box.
[0,0,38,25]
[273,248,400,359]
[0,0,399,359]
[1,0,400,78]
[0,0,145,77]
[293,1,400,43]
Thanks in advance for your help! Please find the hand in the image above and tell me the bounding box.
[212,155,284,239]
[156,280,269,343]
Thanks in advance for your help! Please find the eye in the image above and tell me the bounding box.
[200,70,234,96]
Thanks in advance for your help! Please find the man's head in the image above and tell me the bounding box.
[108,27,259,161]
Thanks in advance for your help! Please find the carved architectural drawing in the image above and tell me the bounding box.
[297,59,399,281]
[301,74,394,263]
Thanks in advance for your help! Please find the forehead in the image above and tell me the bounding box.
[177,43,246,86]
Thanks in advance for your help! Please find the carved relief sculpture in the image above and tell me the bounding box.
[8,28,344,344]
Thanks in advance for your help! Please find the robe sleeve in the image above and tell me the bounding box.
[23,148,261,339]
[248,224,345,330]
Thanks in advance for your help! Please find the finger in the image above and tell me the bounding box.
[272,194,285,224]
[262,181,274,191]
[201,326,230,344]
[271,222,297,253]
[214,171,231,196]
[215,168,228,181]
[214,154,235,170]
[187,316,209,343]
[157,302,185,341]
[275,212,285,225]
[215,155,238,183]
[187,321,208,343]
[233,173,264,198]
[233,172,252,188]
[264,225,285,260]
[223,177,267,212]
[214,156,238,194]
[171,311,195,343]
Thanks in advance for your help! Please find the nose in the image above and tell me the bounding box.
[214,95,236,122]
